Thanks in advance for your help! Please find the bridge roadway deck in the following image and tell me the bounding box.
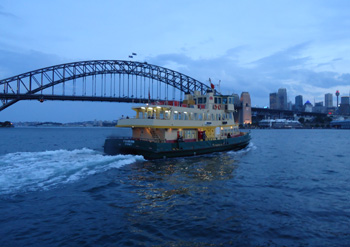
[0,93,152,104]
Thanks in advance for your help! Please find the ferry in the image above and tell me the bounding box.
[104,88,251,159]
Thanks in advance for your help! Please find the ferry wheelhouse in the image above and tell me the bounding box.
[104,89,251,159]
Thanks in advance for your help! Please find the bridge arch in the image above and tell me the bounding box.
[0,60,211,111]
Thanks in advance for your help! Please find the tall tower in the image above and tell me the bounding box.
[278,88,287,110]
[239,92,252,125]
[295,95,303,112]
[336,90,340,108]
[325,93,333,108]
[269,93,278,109]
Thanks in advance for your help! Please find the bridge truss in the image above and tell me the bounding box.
[0,60,211,111]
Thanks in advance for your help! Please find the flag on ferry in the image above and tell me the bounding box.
[209,78,215,89]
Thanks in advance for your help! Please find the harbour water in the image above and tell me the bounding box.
[0,127,349,246]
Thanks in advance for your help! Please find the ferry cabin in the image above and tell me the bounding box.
[117,90,241,143]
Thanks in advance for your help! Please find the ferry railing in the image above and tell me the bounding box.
[107,134,246,143]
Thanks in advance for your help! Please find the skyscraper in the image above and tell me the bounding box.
[295,95,303,112]
[278,88,287,110]
[325,93,333,108]
[339,96,350,115]
[240,92,252,124]
[269,93,278,109]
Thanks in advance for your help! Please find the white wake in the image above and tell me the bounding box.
[0,148,144,195]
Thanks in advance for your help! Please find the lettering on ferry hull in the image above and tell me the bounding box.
[123,140,135,146]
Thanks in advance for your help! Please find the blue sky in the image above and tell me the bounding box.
[1,0,350,122]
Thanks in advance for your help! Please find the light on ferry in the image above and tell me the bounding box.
[184,111,187,114]
[174,111,178,113]
[156,106,161,109]
[141,107,145,109]
[148,107,153,110]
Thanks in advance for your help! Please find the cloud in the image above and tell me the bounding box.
[0,5,18,19]
[0,49,66,78]
[146,42,350,105]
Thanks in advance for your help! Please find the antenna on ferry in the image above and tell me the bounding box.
[217,80,221,93]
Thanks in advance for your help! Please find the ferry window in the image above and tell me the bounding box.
[198,114,203,120]
[218,98,222,104]
[198,98,203,104]
[194,99,197,104]
[214,97,218,104]
[194,113,198,120]
[211,114,214,120]
[159,111,164,119]
[222,97,227,104]
[203,97,207,104]
[184,113,188,120]
[173,112,178,120]
[229,97,233,104]
[178,113,182,120]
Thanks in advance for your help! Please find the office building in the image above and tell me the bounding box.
[240,92,252,124]
[325,93,333,108]
[313,101,325,113]
[295,95,303,112]
[304,101,313,112]
[339,96,350,115]
[232,94,240,106]
[270,93,278,109]
[278,88,287,110]
[341,96,350,105]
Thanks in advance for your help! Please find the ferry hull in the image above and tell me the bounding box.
[104,132,251,159]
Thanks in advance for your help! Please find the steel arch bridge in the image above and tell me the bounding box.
[0,60,212,111]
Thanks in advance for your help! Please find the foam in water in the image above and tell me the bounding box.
[0,148,145,195]
[227,142,256,156]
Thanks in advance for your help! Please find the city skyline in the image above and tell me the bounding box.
[270,87,349,109]
[268,86,350,115]
[1,1,350,122]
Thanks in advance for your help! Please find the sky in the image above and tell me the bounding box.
[1,0,350,122]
